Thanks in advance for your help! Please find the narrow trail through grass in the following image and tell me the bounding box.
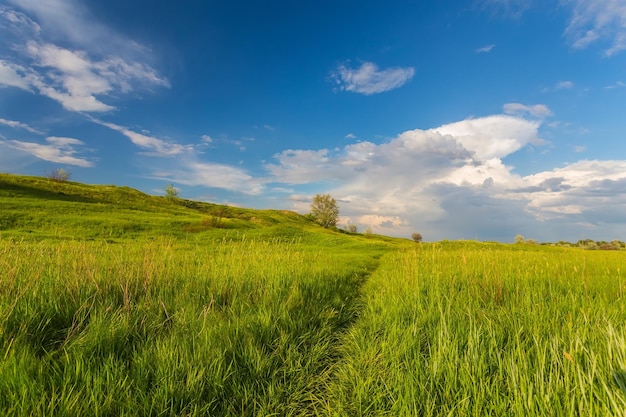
[0,238,394,416]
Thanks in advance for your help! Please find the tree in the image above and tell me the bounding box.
[165,184,179,199]
[411,232,423,243]
[345,223,358,233]
[48,168,71,182]
[514,234,525,244]
[310,194,339,228]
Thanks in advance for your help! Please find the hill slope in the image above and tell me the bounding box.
[0,173,407,246]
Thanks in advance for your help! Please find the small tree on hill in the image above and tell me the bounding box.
[48,168,71,182]
[514,234,525,244]
[310,194,339,228]
[412,232,423,243]
[165,184,179,199]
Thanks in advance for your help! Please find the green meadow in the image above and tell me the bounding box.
[1,173,625,416]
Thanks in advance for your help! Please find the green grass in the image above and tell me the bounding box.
[0,237,385,416]
[1,173,625,416]
[322,242,626,416]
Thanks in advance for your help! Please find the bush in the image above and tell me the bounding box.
[411,232,423,243]
[345,224,358,233]
[165,184,179,199]
[48,168,71,182]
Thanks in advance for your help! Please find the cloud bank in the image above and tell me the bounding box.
[265,110,626,241]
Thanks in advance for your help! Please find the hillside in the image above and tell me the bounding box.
[0,173,407,246]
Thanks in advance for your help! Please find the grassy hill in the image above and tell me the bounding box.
[0,173,406,246]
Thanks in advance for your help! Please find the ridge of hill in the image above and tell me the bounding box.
[0,173,407,246]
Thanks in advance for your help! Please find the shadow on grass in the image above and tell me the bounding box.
[615,369,626,394]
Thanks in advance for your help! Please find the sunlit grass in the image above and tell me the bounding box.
[321,242,626,416]
[0,237,381,416]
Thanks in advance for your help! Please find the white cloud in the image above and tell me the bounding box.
[0,60,32,90]
[2,135,93,166]
[265,112,626,241]
[476,44,496,53]
[503,102,553,119]
[331,61,415,95]
[0,117,43,134]
[0,2,168,112]
[153,161,264,195]
[345,133,357,139]
[432,114,543,159]
[563,0,626,56]
[555,80,574,89]
[91,118,193,157]
[573,145,586,152]
[201,135,213,143]
[508,160,626,224]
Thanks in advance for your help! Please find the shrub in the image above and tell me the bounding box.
[165,184,179,199]
[48,168,71,182]
[411,232,423,243]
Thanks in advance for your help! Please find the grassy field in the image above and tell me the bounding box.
[1,174,625,416]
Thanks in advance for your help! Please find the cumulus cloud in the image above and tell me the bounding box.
[264,112,626,241]
[0,2,168,112]
[2,135,93,166]
[331,61,415,95]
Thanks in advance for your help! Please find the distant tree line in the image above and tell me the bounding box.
[516,234,625,250]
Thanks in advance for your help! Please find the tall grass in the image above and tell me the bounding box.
[322,242,626,416]
[0,237,378,416]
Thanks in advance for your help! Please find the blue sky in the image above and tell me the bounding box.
[1,0,626,242]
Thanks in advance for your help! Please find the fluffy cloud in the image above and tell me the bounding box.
[0,2,168,112]
[266,113,626,241]
[2,135,93,166]
[0,60,32,90]
[331,61,415,95]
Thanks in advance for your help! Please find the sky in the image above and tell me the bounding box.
[1,0,626,243]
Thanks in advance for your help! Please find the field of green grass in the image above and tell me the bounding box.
[1,173,625,416]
